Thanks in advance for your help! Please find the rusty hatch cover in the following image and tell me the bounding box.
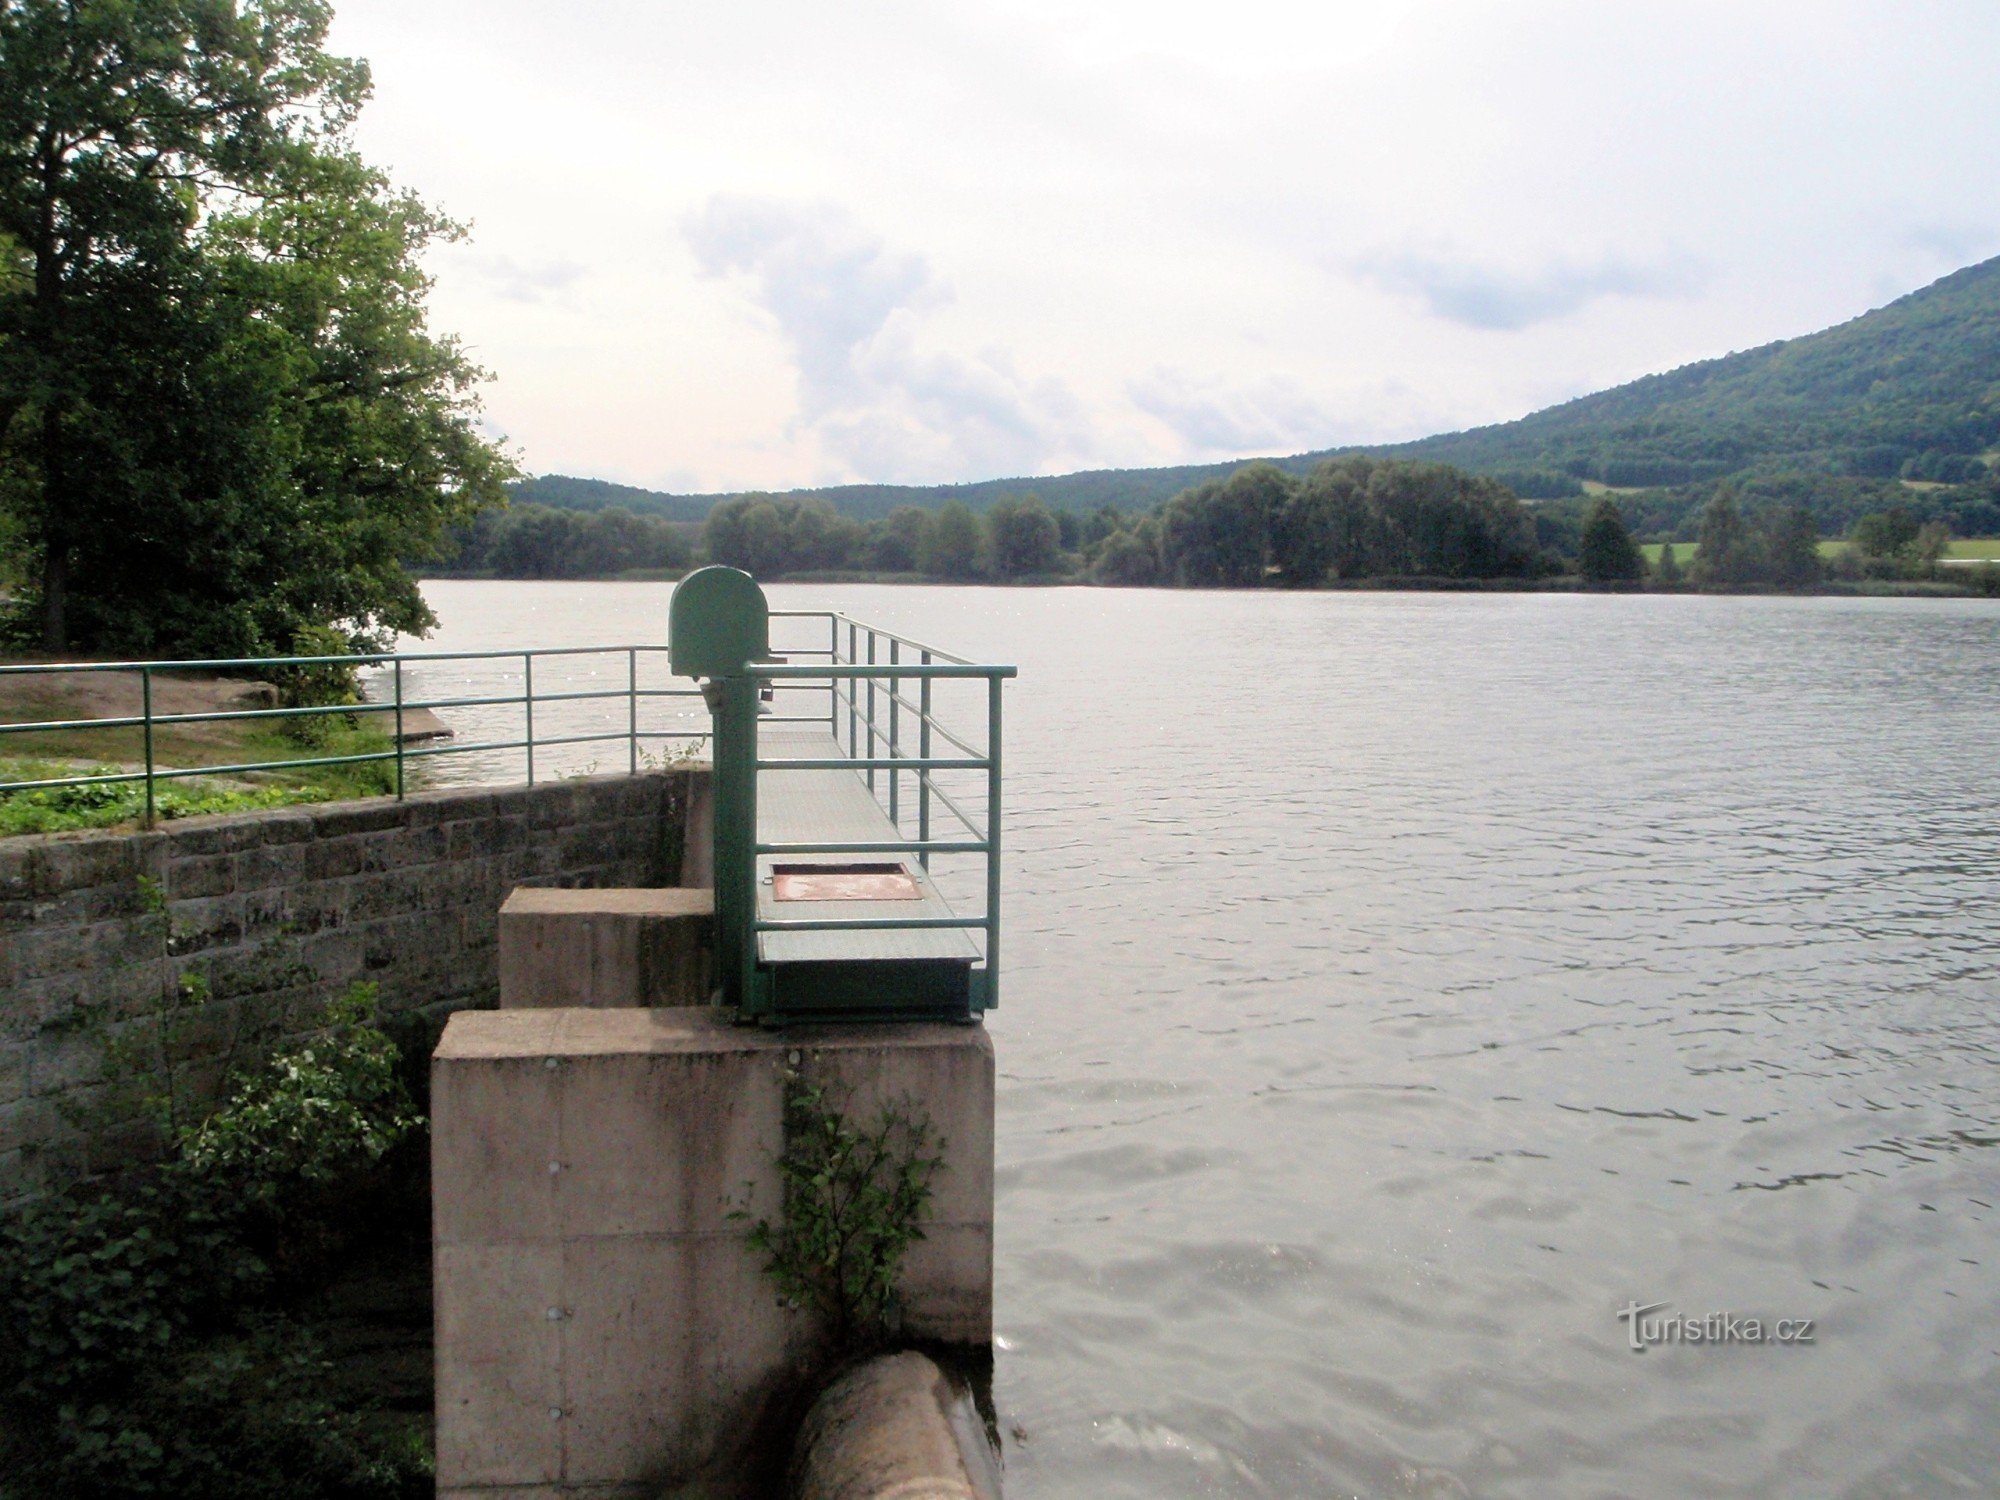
[772,862,923,902]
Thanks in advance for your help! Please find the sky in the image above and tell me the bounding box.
[325,0,2000,495]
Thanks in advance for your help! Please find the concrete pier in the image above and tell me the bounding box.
[431,1006,993,1498]
[497,886,714,1009]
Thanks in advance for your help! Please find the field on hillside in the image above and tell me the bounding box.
[1641,539,2000,565]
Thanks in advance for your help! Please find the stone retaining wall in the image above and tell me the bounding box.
[0,770,705,1204]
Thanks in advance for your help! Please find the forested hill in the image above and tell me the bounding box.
[1379,255,2000,490]
[509,460,1272,521]
[516,255,2000,518]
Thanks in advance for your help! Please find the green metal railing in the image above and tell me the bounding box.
[0,645,709,823]
[751,609,1014,1013]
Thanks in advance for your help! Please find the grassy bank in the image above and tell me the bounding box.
[0,665,398,836]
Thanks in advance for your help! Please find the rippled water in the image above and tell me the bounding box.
[409,582,2000,1499]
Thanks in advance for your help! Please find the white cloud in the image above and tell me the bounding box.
[460,253,588,304]
[684,197,1096,483]
[1353,249,1703,332]
[1127,369,1348,456]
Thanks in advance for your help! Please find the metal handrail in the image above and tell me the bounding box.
[743,609,1014,1012]
[0,642,709,823]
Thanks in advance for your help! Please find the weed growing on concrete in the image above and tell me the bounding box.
[737,1068,945,1351]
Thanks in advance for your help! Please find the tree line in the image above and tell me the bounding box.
[431,457,1994,597]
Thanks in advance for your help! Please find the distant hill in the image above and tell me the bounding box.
[515,255,2000,519]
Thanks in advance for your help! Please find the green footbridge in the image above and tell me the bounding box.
[669,567,1014,1025]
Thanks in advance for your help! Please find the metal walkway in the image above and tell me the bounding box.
[755,729,980,969]
[670,574,1012,1024]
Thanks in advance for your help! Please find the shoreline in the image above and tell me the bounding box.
[414,569,2000,599]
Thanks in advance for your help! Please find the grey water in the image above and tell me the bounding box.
[406,581,2000,1499]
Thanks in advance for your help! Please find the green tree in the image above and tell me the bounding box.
[918,500,980,579]
[985,493,1062,578]
[1090,523,1161,586]
[1848,506,1921,560]
[1689,488,1755,585]
[869,505,931,573]
[1161,461,1293,586]
[1912,519,1952,570]
[1759,502,1822,586]
[1577,497,1644,581]
[1653,539,1684,585]
[0,0,510,654]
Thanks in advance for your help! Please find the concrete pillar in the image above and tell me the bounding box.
[497,887,714,1009]
[431,1007,993,1499]
[681,767,714,888]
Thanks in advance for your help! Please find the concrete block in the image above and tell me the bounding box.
[681,770,714,888]
[497,887,714,1010]
[434,1241,565,1490]
[431,1007,994,1498]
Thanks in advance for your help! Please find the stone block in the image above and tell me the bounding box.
[168,851,236,900]
[431,1007,993,1498]
[497,887,714,1010]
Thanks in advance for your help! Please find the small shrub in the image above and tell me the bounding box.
[180,984,419,1204]
[266,626,364,748]
[0,984,428,1498]
[736,1069,944,1351]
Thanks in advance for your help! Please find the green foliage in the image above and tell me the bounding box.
[1264,457,1537,583]
[918,500,982,580]
[1090,523,1163,586]
[1850,506,1922,559]
[737,1070,944,1351]
[441,503,692,579]
[264,625,363,748]
[984,493,1063,578]
[0,984,428,1498]
[1690,490,1824,587]
[1653,539,1684,585]
[1163,462,1291,586]
[1373,258,2000,494]
[178,983,419,1211]
[1577,497,1643,581]
[0,761,338,837]
[0,0,512,657]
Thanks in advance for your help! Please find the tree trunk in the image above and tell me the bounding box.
[38,400,68,654]
[40,542,68,654]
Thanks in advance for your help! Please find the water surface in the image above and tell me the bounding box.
[410,582,2000,1499]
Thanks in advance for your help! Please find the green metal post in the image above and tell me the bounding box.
[918,652,932,871]
[985,673,1003,1011]
[887,639,900,825]
[393,659,406,799]
[142,667,155,829]
[865,630,877,793]
[711,672,762,1013]
[523,653,535,784]
[628,648,638,775]
[827,615,839,737]
[847,621,858,760]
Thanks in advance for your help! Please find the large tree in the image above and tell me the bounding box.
[1577,496,1643,581]
[0,0,510,655]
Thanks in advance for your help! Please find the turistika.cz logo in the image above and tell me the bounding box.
[1616,1301,1816,1353]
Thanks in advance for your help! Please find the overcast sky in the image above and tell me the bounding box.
[325,1,2000,494]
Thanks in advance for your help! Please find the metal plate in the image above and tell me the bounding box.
[772,862,922,902]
